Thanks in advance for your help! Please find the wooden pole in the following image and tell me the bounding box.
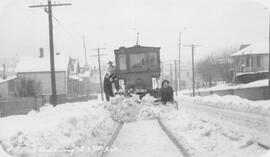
[175,60,178,96]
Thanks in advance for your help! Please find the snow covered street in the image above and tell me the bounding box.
[0,94,270,157]
[107,120,183,157]
[159,95,270,157]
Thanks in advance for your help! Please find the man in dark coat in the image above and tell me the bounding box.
[160,80,174,105]
[103,73,114,101]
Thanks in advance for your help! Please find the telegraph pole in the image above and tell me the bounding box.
[184,44,200,97]
[174,60,178,96]
[29,1,72,106]
[170,64,173,88]
[83,36,88,67]
[178,32,181,91]
[161,61,164,80]
[268,11,270,98]
[91,48,106,101]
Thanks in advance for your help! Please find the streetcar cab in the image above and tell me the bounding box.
[114,45,161,93]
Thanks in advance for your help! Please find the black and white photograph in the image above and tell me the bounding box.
[0,0,270,156]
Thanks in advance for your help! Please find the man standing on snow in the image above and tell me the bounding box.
[107,61,120,92]
[103,73,114,101]
[160,80,174,105]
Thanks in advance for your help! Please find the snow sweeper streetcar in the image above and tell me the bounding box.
[114,45,161,98]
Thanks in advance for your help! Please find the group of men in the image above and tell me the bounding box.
[103,61,175,105]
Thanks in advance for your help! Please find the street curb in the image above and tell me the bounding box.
[157,118,191,157]
[99,122,124,157]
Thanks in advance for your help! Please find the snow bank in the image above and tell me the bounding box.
[0,100,116,157]
[182,79,268,93]
[161,109,267,157]
[178,94,270,116]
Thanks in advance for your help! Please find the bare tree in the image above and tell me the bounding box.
[196,46,239,87]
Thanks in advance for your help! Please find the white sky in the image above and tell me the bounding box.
[0,0,269,67]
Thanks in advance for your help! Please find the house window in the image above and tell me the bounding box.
[257,56,261,67]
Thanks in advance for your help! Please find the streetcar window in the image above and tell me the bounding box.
[119,54,127,70]
[129,53,147,70]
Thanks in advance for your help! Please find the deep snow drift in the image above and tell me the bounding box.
[0,101,117,157]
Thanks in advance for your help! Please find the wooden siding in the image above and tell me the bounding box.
[17,72,67,95]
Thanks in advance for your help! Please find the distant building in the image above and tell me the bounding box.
[15,54,71,101]
[0,76,17,98]
[231,42,269,83]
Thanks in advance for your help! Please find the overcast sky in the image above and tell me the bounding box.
[0,0,269,66]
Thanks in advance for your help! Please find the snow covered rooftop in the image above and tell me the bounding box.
[0,76,16,84]
[15,55,70,73]
[231,42,269,57]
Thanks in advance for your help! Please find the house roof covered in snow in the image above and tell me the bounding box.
[0,76,16,84]
[231,42,269,57]
[15,55,71,73]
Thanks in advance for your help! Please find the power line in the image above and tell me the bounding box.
[28,0,81,44]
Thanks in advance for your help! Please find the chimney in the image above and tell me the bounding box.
[3,64,6,80]
[39,48,44,58]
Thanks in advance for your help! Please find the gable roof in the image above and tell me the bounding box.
[15,55,70,73]
[231,42,269,57]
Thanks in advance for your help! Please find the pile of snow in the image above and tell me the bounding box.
[105,94,176,122]
[0,101,116,157]
[105,95,142,122]
[161,109,267,157]
[179,94,270,116]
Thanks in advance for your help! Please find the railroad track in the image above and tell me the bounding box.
[100,118,190,157]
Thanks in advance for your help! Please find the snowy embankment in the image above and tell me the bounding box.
[158,94,270,157]
[182,79,268,93]
[178,94,270,116]
[0,101,117,157]
[161,109,268,157]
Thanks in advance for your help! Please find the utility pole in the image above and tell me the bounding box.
[184,44,201,97]
[178,32,181,91]
[83,36,88,67]
[91,48,106,101]
[161,61,164,80]
[174,60,178,96]
[268,11,270,98]
[170,64,173,88]
[29,1,71,106]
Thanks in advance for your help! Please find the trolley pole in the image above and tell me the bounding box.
[184,44,200,97]
[29,0,71,106]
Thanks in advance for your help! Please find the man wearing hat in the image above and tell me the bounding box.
[160,80,174,105]
[107,61,120,92]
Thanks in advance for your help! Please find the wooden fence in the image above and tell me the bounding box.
[0,97,43,117]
